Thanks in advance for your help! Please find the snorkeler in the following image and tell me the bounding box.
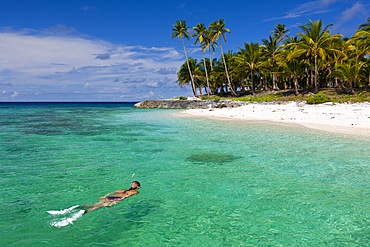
[47,174,141,227]
[79,180,141,214]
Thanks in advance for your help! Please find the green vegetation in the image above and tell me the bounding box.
[200,95,221,102]
[205,88,370,104]
[172,18,370,98]
[174,96,188,100]
[306,93,331,104]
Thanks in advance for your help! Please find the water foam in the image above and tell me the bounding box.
[48,205,85,227]
[47,205,79,215]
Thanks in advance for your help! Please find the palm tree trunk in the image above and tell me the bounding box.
[208,47,213,71]
[251,69,255,96]
[219,39,236,96]
[284,78,287,89]
[182,38,197,97]
[240,78,245,93]
[294,74,299,95]
[202,51,210,96]
[334,62,339,88]
[305,68,309,88]
[314,54,319,94]
[273,73,279,90]
[310,61,314,89]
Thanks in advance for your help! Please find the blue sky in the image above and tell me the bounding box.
[0,0,368,101]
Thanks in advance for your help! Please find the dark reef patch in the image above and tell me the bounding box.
[186,153,242,165]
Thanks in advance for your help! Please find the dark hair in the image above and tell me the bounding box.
[131,181,141,189]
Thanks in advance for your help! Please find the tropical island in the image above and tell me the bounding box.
[137,17,370,137]
[139,18,370,137]
[171,18,370,100]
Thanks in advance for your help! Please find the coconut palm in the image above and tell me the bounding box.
[192,23,210,96]
[330,58,366,94]
[177,58,206,95]
[278,49,305,95]
[171,20,197,97]
[209,18,237,96]
[352,30,370,85]
[235,42,263,96]
[204,29,218,71]
[261,35,282,90]
[177,57,197,87]
[271,24,290,40]
[289,19,342,93]
[358,17,370,32]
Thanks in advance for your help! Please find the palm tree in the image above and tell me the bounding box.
[352,30,370,85]
[358,17,370,31]
[261,35,281,90]
[192,23,210,96]
[289,19,342,93]
[271,24,290,40]
[278,49,305,95]
[177,58,205,94]
[204,28,218,71]
[330,58,366,94]
[235,42,263,96]
[209,18,237,96]
[171,20,197,97]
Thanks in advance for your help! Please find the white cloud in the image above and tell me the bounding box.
[0,30,188,101]
[331,2,369,35]
[264,0,338,22]
[338,2,366,21]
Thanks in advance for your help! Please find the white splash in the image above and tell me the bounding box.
[48,205,85,227]
[47,205,79,215]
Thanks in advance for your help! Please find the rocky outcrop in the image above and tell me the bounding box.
[134,99,247,109]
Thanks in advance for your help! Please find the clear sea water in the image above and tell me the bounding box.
[1,102,370,246]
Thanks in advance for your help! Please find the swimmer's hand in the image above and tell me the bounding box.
[100,196,106,199]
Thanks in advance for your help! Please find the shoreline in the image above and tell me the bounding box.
[180,102,370,138]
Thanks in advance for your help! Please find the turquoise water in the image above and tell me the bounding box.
[1,103,370,246]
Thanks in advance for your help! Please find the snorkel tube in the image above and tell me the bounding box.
[131,173,135,184]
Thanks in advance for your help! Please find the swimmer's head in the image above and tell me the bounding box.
[130,181,141,190]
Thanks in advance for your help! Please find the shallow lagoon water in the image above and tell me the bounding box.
[1,102,370,246]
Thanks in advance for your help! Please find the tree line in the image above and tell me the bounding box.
[171,18,370,97]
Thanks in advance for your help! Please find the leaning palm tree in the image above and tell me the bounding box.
[171,20,197,97]
[192,23,210,96]
[209,18,237,96]
[288,19,342,93]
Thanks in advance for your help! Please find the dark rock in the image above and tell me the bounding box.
[134,99,246,109]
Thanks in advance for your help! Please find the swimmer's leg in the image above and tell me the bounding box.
[77,205,93,210]
[85,203,108,213]
[84,199,121,213]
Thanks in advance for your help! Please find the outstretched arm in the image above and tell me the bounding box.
[100,191,118,199]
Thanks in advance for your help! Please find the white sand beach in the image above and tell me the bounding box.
[182,102,370,137]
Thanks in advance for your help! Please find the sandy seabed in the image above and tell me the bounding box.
[181,102,370,138]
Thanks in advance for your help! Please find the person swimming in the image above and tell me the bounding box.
[79,181,141,214]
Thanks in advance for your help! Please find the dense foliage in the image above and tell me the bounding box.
[172,18,370,98]
[306,93,331,104]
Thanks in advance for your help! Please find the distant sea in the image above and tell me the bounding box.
[1,102,370,246]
